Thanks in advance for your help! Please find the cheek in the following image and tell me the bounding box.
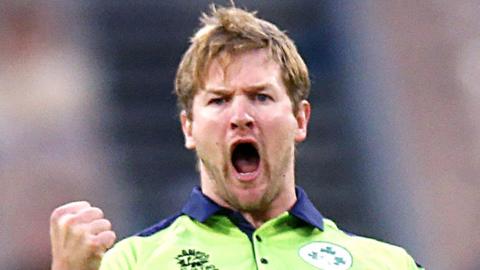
[192,115,228,155]
[263,111,298,139]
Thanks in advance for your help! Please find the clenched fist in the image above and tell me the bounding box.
[50,201,116,270]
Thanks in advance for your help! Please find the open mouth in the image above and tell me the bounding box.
[231,143,260,174]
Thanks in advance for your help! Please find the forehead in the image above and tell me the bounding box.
[203,49,284,91]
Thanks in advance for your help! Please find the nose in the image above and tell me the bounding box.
[230,97,255,130]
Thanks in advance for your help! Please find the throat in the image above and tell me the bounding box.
[239,211,269,229]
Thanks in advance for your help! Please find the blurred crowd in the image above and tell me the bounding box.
[0,2,129,269]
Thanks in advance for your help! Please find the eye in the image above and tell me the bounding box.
[255,93,272,102]
[208,97,226,105]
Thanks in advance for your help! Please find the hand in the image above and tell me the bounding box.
[50,201,116,270]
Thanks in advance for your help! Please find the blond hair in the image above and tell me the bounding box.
[175,5,310,118]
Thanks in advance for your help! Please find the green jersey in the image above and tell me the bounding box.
[101,187,423,270]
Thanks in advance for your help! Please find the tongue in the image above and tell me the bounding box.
[234,156,259,173]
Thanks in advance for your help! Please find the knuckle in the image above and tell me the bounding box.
[106,230,116,239]
[101,219,112,229]
[57,215,69,228]
[50,207,69,222]
[63,214,78,226]
[97,231,116,248]
[58,214,79,230]
[107,231,117,247]
[80,206,103,218]
[92,207,104,218]
[79,200,91,206]
[110,231,117,242]
[50,208,61,222]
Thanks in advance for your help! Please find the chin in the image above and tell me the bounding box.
[232,181,264,197]
[235,199,265,212]
[229,187,270,211]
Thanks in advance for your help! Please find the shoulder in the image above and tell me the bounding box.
[136,212,183,237]
[320,218,423,269]
[100,214,190,270]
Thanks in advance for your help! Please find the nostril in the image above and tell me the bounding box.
[230,118,254,130]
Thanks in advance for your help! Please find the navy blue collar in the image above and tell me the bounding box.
[181,186,324,231]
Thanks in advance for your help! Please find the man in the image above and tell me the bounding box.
[50,5,423,270]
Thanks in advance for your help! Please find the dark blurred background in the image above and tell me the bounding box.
[1,1,479,270]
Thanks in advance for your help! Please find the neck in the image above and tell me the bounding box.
[239,187,297,228]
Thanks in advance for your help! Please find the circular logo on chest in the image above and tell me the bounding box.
[299,242,352,270]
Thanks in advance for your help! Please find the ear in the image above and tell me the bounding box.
[294,100,311,143]
[180,110,196,149]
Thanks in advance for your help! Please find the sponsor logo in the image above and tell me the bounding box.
[175,249,219,270]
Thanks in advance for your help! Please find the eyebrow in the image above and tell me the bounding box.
[203,88,230,95]
[204,83,272,95]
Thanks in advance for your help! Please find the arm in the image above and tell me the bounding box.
[50,201,116,270]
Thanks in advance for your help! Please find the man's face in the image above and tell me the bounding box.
[181,49,310,212]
